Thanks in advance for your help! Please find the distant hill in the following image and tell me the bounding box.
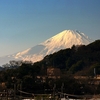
[40,40,100,75]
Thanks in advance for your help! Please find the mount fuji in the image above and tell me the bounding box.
[0,30,93,66]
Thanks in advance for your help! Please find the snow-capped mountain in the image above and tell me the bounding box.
[0,30,93,66]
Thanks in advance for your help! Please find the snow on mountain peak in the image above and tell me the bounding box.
[0,30,93,66]
[43,30,92,49]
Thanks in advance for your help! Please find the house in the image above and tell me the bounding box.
[47,67,61,79]
[36,67,61,83]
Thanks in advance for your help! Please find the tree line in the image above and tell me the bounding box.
[0,40,100,95]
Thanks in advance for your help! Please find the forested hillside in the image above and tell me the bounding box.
[0,40,100,95]
[42,39,100,75]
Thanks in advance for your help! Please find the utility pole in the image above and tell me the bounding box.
[14,83,16,100]
[53,84,56,98]
[94,68,96,78]
[20,81,22,100]
[60,83,64,98]
[6,90,8,100]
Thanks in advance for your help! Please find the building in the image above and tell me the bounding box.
[47,67,61,79]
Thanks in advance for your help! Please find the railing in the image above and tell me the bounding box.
[1,90,100,100]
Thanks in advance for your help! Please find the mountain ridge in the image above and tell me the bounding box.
[0,30,93,66]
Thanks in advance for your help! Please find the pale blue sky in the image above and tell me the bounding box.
[0,0,100,57]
